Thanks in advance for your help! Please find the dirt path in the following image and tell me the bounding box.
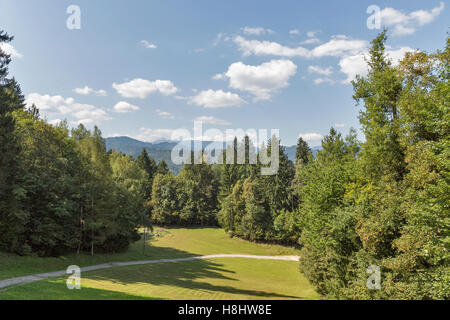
[0,254,299,290]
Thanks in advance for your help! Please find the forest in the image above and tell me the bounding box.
[0,30,448,299]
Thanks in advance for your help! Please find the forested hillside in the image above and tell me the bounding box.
[105,137,182,174]
[105,137,322,175]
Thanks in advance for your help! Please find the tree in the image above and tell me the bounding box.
[177,159,219,225]
[136,148,157,199]
[295,137,312,166]
[156,160,169,175]
[151,173,179,225]
[297,128,360,297]
[353,30,406,182]
[0,30,25,253]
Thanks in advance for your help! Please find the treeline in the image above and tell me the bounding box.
[149,32,449,299]
[149,137,294,231]
[0,31,151,256]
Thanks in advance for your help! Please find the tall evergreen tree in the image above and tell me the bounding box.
[0,31,25,253]
[136,148,157,198]
[295,137,312,166]
[156,160,169,175]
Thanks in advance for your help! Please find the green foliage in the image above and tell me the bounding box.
[295,137,312,166]
[297,31,449,300]
[151,173,180,225]
[151,156,219,226]
[0,37,149,257]
[0,31,25,253]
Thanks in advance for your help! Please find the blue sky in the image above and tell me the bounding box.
[0,0,448,146]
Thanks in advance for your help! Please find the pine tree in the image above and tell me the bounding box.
[0,30,25,253]
[295,137,312,166]
[136,148,157,198]
[156,160,169,175]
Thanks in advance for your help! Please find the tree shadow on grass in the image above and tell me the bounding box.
[86,246,301,300]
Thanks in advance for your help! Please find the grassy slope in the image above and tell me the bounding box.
[0,227,318,300]
[0,227,300,280]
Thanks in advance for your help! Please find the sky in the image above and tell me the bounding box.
[0,0,448,146]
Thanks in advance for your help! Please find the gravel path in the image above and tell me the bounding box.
[0,254,299,290]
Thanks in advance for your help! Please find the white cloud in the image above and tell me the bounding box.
[308,65,333,76]
[26,93,111,125]
[134,128,178,143]
[311,36,368,58]
[300,38,320,45]
[112,78,178,99]
[189,89,246,108]
[338,53,368,83]
[213,33,226,46]
[0,43,23,58]
[233,35,368,58]
[156,109,175,119]
[234,36,310,57]
[113,101,140,113]
[242,27,275,36]
[212,73,226,80]
[300,31,321,45]
[299,133,323,143]
[339,46,414,83]
[140,40,157,49]
[379,2,445,36]
[218,59,298,101]
[289,29,300,35]
[314,78,335,85]
[194,116,231,126]
[134,127,232,143]
[334,123,346,128]
[73,86,107,96]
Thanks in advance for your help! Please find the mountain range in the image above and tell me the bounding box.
[105,136,321,174]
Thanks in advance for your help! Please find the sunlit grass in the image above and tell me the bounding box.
[0,227,317,300]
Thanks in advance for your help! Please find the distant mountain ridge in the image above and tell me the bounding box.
[105,136,322,174]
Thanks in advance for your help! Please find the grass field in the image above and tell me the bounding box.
[0,227,318,300]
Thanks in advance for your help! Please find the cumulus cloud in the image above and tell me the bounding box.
[194,116,231,126]
[300,38,321,45]
[289,29,300,35]
[140,40,157,49]
[26,93,111,125]
[0,43,23,58]
[112,78,178,99]
[311,36,369,57]
[314,78,335,85]
[113,101,140,113]
[134,128,178,142]
[234,36,310,57]
[74,86,107,96]
[189,89,246,108]
[308,65,333,76]
[216,59,297,101]
[156,109,175,119]
[242,27,275,36]
[300,31,321,45]
[233,35,368,58]
[379,2,445,36]
[299,133,323,144]
[339,46,414,83]
[134,127,232,143]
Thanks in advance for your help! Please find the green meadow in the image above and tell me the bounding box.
[0,227,318,300]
